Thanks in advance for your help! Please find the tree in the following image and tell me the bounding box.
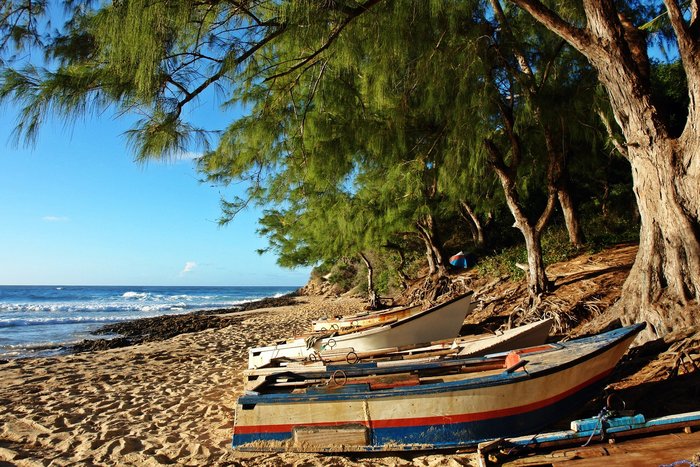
[0,1,382,153]
[452,1,598,299]
[232,0,485,280]
[489,0,587,249]
[2,0,647,317]
[507,0,700,339]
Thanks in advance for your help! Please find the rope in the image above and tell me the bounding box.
[581,407,610,447]
[305,334,322,349]
[305,331,337,349]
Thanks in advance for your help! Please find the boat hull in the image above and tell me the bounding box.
[248,293,474,369]
[242,319,554,391]
[233,324,644,451]
[457,317,553,357]
[312,304,423,332]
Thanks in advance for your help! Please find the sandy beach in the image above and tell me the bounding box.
[0,295,480,466]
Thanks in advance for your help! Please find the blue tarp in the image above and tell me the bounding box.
[449,251,470,269]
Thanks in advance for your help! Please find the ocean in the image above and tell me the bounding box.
[0,285,299,359]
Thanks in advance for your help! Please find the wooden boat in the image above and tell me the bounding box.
[248,292,474,369]
[243,318,553,390]
[502,410,700,450]
[311,304,423,332]
[232,323,645,452]
[482,410,700,465]
[501,429,700,466]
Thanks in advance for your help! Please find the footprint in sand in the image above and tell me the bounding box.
[118,436,144,455]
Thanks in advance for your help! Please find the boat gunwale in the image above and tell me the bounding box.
[238,323,645,404]
[313,303,423,327]
[382,291,473,330]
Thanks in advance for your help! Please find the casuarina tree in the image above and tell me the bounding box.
[506,0,699,340]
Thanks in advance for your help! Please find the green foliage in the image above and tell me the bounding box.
[583,210,640,251]
[327,261,357,292]
[0,0,640,290]
[0,1,49,65]
[374,269,392,296]
[476,226,589,280]
[650,59,689,137]
[540,227,581,264]
[476,245,528,279]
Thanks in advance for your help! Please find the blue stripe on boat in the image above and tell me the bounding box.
[232,373,607,450]
[232,323,646,451]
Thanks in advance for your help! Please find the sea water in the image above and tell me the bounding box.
[0,285,299,359]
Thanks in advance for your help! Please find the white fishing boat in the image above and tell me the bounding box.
[248,292,474,369]
[244,318,553,390]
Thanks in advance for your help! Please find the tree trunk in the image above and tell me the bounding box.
[615,142,700,337]
[416,216,448,277]
[359,252,379,310]
[522,227,549,297]
[487,0,570,299]
[484,138,554,300]
[537,102,583,248]
[384,242,410,289]
[460,200,486,248]
[418,229,437,275]
[558,185,585,248]
[508,0,700,340]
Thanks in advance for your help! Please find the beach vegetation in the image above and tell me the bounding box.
[1,0,698,341]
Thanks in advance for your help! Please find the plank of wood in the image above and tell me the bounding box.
[369,376,421,390]
[243,375,267,392]
[326,372,420,390]
[571,414,646,433]
[318,346,400,362]
[335,318,397,335]
[400,348,458,360]
[460,362,506,373]
[293,424,369,448]
[503,430,700,466]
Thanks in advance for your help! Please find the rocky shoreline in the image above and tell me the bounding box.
[70,293,300,353]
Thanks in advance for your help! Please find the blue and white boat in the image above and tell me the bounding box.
[232,323,645,452]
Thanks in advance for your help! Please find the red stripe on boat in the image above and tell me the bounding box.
[233,368,613,435]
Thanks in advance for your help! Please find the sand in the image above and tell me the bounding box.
[0,296,479,466]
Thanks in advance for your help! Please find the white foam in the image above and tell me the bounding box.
[122,291,150,300]
[0,315,143,327]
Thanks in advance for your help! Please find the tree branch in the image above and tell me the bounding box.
[596,108,629,158]
[173,22,288,117]
[489,0,535,80]
[264,0,382,83]
[535,190,557,233]
[664,0,691,41]
[507,0,591,52]
[663,0,699,67]
[538,40,567,91]
[495,99,522,167]
[484,138,530,232]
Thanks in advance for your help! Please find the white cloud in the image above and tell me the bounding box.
[180,261,197,275]
[176,151,203,161]
[158,150,202,163]
[42,216,69,222]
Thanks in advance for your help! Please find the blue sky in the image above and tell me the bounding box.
[0,101,312,286]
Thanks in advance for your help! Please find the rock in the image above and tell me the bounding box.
[67,293,299,353]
